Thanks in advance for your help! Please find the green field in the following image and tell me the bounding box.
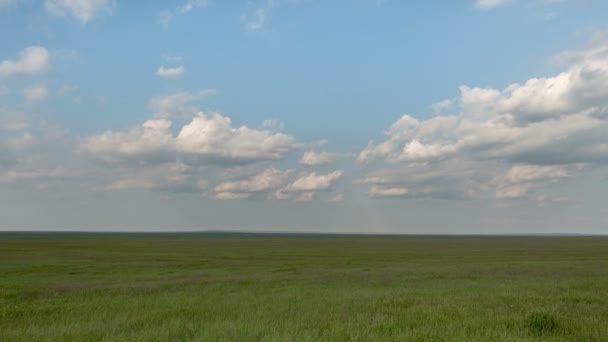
[1,233,607,341]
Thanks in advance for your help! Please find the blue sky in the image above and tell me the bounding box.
[1,0,608,233]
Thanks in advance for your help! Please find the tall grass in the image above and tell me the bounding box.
[1,234,607,340]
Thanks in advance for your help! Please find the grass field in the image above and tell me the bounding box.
[1,233,607,341]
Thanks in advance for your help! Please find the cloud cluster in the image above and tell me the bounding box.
[81,112,299,166]
[358,40,608,200]
[212,168,345,201]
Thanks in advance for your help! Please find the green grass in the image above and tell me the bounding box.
[1,234,608,341]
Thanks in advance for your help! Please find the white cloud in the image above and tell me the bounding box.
[82,119,174,164]
[214,168,293,194]
[23,85,49,104]
[299,151,347,166]
[283,170,344,192]
[494,164,569,199]
[81,112,299,165]
[369,186,409,197]
[156,66,185,79]
[215,191,250,200]
[45,0,115,24]
[496,183,531,199]
[149,90,216,119]
[0,46,50,78]
[360,40,608,168]
[505,164,568,183]
[475,0,512,10]
[430,99,453,114]
[358,39,608,201]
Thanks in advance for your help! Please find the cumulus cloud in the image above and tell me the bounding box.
[430,99,454,114]
[45,0,115,24]
[283,170,344,192]
[0,46,50,78]
[504,164,568,183]
[81,119,175,164]
[495,164,569,199]
[176,113,298,164]
[214,168,293,195]
[359,39,608,201]
[149,90,216,119]
[156,66,185,79]
[23,85,49,104]
[299,151,350,166]
[81,112,299,166]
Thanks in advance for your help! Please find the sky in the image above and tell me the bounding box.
[1,0,608,233]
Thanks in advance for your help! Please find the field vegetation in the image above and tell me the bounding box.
[1,233,607,340]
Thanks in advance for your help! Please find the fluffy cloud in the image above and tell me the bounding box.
[430,99,454,114]
[81,112,299,166]
[24,85,49,104]
[81,119,174,164]
[504,164,568,184]
[215,191,250,200]
[149,90,216,119]
[283,170,344,192]
[495,164,569,199]
[176,114,297,164]
[0,46,50,78]
[45,0,115,24]
[299,151,349,166]
[214,168,293,195]
[156,66,185,79]
[368,186,409,197]
[359,40,608,201]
